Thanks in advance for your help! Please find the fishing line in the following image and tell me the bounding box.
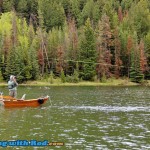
[41,87,52,107]
[49,96,52,107]
[1,57,149,70]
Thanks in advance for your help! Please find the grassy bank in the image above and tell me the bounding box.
[0,78,150,87]
[1,78,149,87]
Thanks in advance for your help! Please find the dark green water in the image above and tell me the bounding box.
[0,86,150,150]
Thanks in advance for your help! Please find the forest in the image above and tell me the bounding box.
[0,0,150,83]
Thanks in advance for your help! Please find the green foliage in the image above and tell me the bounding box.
[28,38,40,80]
[60,70,66,83]
[0,70,3,81]
[70,0,81,22]
[0,0,150,83]
[129,35,145,83]
[128,0,150,38]
[80,18,96,80]
[0,12,12,36]
[78,0,100,26]
[101,74,107,83]
[39,0,66,31]
[144,32,150,67]
[66,69,79,83]
[17,0,28,13]
[5,48,20,81]
[121,0,134,10]
[102,0,116,27]
[0,12,40,82]
[49,71,54,84]
[130,68,144,83]
[2,0,15,12]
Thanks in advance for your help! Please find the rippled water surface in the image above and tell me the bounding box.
[0,86,150,150]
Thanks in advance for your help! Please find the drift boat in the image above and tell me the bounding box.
[0,95,49,108]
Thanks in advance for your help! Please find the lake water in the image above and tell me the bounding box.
[0,86,150,149]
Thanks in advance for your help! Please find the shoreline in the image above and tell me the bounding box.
[0,79,149,87]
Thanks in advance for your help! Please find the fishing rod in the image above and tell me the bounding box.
[10,66,31,80]
[16,66,30,77]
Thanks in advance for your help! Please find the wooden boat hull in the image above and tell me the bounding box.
[0,96,49,108]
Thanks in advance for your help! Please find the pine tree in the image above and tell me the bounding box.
[65,18,79,75]
[114,28,122,78]
[37,48,44,75]
[129,34,145,83]
[78,0,100,26]
[118,6,123,23]
[126,35,133,78]
[0,0,150,82]
[68,18,78,60]
[70,0,81,23]
[5,48,23,82]
[129,0,150,38]
[130,46,144,83]
[0,12,13,79]
[119,14,132,76]
[56,45,64,74]
[29,38,40,80]
[144,32,150,79]
[102,0,115,27]
[139,39,148,74]
[96,14,112,80]
[39,0,66,31]
[80,18,96,80]
[2,0,15,12]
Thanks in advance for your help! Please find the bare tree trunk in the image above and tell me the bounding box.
[12,11,17,47]
[0,0,3,14]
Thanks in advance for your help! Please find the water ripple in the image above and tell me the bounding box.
[56,106,150,112]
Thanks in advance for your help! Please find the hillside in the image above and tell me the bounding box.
[0,0,149,83]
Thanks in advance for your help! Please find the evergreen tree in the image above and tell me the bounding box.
[126,35,133,78]
[70,0,81,24]
[56,45,64,74]
[17,18,32,81]
[102,0,116,27]
[61,0,71,17]
[129,33,144,83]
[130,47,144,83]
[139,39,148,74]
[129,0,150,38]
[17,0,28,14]
[0,0,150,82]
[119,16,131,76]
[38,0,66,31]
[79,0,100,26]
[2,0,15,12]
[118,6,123,23]
[66,18,79,74]
[114,28,122,78]
[0,12,13,79]
[80,18,96,80]
[48,26,65,75]
[96,14,112,80]
[17,0,38,22]
[5,48,23,82]
[144,33,150,79]
[29,38,40,80]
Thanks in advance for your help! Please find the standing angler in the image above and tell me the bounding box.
[8,75,18,98]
